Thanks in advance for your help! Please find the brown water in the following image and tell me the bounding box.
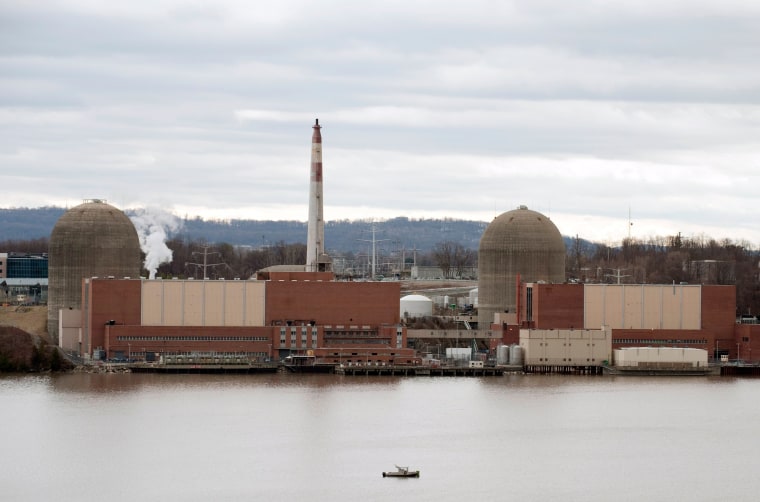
[1,372,758,501]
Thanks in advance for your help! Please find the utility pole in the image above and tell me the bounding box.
[357,223,389,280]
[186,246,226,279]
[605,268,630,285]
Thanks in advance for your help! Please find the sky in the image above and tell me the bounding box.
[2,0,760,246]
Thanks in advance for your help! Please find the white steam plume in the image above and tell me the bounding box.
[130,208,182,280]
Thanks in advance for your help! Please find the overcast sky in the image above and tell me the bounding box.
[2,0,760,245]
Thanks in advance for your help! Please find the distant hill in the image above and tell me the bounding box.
[0,207,488,253]
[193,217,490,253]
[0,207,65,241]
[0,207,588,254]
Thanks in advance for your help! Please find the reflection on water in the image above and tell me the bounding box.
[1,373,758,502]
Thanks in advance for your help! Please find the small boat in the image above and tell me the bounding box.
[281,355,336,373]
[382,465,420,478]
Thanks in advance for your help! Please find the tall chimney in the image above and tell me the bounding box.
[306,118,324,272]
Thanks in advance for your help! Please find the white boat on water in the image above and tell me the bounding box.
[382,465,420,478]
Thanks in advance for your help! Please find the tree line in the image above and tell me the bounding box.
[3,231,758,313]
[568,233,759,315]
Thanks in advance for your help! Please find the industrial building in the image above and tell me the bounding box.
[504,281,760,366]
[0,252,48,279]
[0,252,48,304]
[65,276,413,364]
[613,347,708,371]
[520,327,612,368]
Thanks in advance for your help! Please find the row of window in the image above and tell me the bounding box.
[278,336,318,348]
[5,257,48,278]
[321,339,390,345]
[324,330,376,337]
[116,336,269,342]
[332,352,399,356]
[535,358,597,362]
[536,342,597,346]
[125,351,268,356]
[279,328,319,335]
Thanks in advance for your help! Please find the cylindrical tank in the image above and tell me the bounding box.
[48,200,141,343]
[477,205,565,326]
[510,344,524,366]
[496,345,510,365]
[400,294,433,318]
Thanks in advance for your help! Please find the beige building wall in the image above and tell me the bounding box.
[141,280,265,327]
[584,284,701,330]
[162,281,184,325]
[520,328,611,366]
[58,308,82,353]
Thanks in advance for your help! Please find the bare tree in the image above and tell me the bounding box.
[432,241,453,278]
[452,243,476,278]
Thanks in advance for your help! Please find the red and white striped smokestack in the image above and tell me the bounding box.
[306,118,324,272]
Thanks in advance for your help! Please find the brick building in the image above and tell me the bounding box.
[68,276,413,364]
[509,282,758,362]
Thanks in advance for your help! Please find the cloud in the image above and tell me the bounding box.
[2,0,760,246]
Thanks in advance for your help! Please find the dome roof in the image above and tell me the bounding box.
[479,205,565,252]
[50,200,142,258]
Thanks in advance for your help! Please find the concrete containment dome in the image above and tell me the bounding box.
[400,294,434,318]
[477,205,565,326]
[48,200,142,343]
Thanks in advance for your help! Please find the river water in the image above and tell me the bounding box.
[1,372,758,501]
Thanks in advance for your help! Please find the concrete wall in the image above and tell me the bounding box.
[141,279,265,327]
[584,284,701,330]
[520,328,611,366]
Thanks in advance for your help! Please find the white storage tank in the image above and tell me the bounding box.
[400,294,433,318]
[509,344,524,366]
[496,345,510,365]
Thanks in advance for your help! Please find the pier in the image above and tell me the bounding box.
[129,362,279,374]
[335,365,514,377]
[523,365,603,375]
[720,364,760,376]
